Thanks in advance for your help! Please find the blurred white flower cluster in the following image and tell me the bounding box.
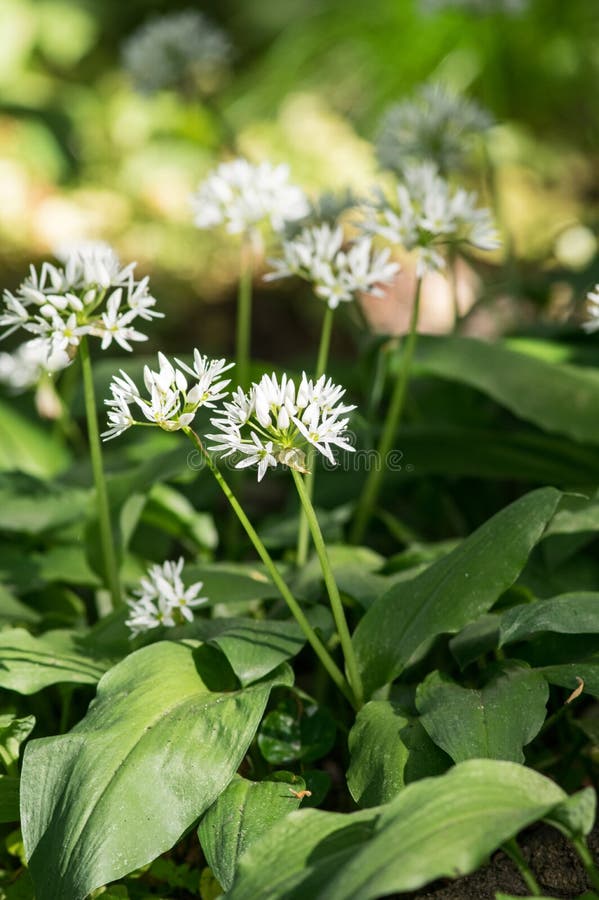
[191,159,309,238]
[103,350,233,440]
[420,0,527,14]
[583,285,599,333]
[0,242,161,369]
[376,83,492,175]
[208,372,355,481]
[125,557,207,637]
[122,9,231,95]
[0,341,66,392]
[265,224,399,309]
[365,163,499,275]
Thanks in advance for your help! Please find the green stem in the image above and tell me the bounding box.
[184,429,356,708]
[503,837,542,896]
[296,304,335,567]
[350,276,423,545]
[236,238,253,389]
[573,838,599,894]
[291,468,364,709]
[79,337,121,610]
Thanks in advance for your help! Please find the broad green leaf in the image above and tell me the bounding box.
[346,700,449,807]
[415,336,599,446]
[0,714,35,770]
[499,593,599,647]
[353,488,561,697]
[540,658,599,696]
[0,775,20,823]
[177,616,316,686]
[227,760,567,900]
[0,628,109,694]
[291,545,388,608]
[0,585,40,625]
[544,788,596,840]
[545,490,599,535]
[416,665,549,764]
[185,562,280,609]
[258,704,336,766]
[0,398,70,478]
[21,642,292,900]
[0,473,89,535]
[143,482,218,551]
[449,614,501,669]
[198,774,305,890]
[36,544,101,588]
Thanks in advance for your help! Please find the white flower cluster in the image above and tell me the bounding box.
[0,242,161,368]
[420,0,527,14]
[207,372,355,481]
[376,83,492,175]
[103,349,233,440]
[365,163,499,275]
[0,340,68,392]
[265,224,400,309]
[190,159,309,237]
[125,557,207,637]
[122,9,231,95]
[583,285,599,334]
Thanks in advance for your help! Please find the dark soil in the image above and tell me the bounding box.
[400,825,599,899]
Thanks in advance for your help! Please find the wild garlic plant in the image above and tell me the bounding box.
[265,222,399,563]
[0,241,162,609]
[191,159,309,388]
[351,163,500,544]
[125,557,208,638]
[104,352,362,707]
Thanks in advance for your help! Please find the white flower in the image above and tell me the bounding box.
[376,82,492,175]
[265,224,399,309]
[125,557,207,637]
[103,350,233,440]
[190,158,309,237]
[0,243,162,361]
[364,163,500,274]
[122,9,231,95]
[0,339,70,392]
[583,285,599,334]
[207,372,356,481]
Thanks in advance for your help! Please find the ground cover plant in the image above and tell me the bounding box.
[0,1,599,898]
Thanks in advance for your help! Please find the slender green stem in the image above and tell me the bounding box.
[350,276,423,545]
[503,837,542,896]
[184,429,356,708]
[79,337,121,610]
[236,238,253,389]
[292,468,364,709]
[573,838,599,893]
[296,304,335,567]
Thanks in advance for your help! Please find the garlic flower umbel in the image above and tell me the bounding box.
[103,349,233,440]
[125,557,207,637]
[583,285,599,334]
[0,242,162,368]
[122,9,231,95]
[190,158,309,239]
[207,372,356,481]
[365,163,500,276]
[265,223,400,309]
[0,340,69,392]
[376,82,492,175]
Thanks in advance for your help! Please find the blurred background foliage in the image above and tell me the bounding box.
[0,0,598,359]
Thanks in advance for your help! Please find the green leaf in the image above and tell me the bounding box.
[449,614,501,669]
[198,773,305,890]
[0,628,108,694]
[291,545,388,609]
[499,593,599,647]
[353,488,561,698]
[0,398,70,478]
[544,788,596,840]
[415,336,599,446]
[258,704,336,766]
[185,562,281,609]
[416,665,549,764]
[0,585,40,626]
[0,714,35,769]
[177,617,313,686]
[0,473,89,535]
[0,775,20,823]
[227,760,567,900]
[347,700,449,807]
[21,642,291,900]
